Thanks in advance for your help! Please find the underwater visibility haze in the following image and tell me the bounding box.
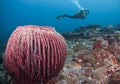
[1,0,120,84]
[0,0,120,39]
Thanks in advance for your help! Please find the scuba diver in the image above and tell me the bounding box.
[56,9,89,20]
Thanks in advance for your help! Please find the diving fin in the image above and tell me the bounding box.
[56,14,65,20]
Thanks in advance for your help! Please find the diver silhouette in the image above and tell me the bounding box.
[56,9,89,20]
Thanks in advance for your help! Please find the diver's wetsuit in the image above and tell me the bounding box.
[56,9,89,20]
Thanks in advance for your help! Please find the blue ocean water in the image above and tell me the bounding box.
[0,0,120,39]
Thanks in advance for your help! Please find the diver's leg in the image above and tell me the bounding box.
[64,14,73,18]
[56,14,73,20]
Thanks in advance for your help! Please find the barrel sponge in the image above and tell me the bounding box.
[4,25,67,84]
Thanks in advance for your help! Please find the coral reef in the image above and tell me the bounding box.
[59,24,120,84]
[1,24,120,84]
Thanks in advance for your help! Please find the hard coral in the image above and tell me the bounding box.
[93,40,102,50]
[3,25,67,84]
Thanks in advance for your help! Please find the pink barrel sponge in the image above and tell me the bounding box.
[4,25,67,84]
